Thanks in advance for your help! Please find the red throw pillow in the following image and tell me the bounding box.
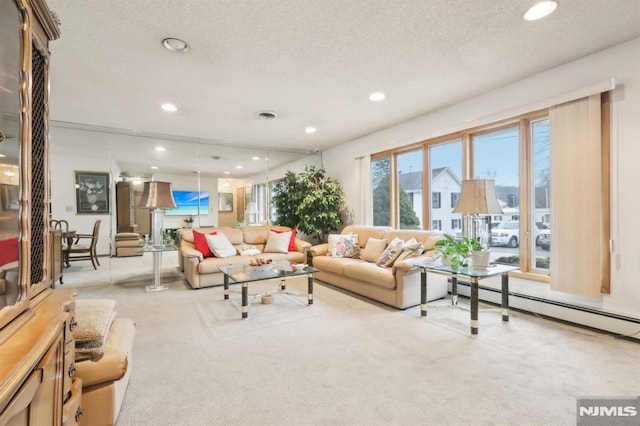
[193,230,216,257]
[0,237,19,266]
[273,228,297,251]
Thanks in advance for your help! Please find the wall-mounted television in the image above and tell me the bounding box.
[165,190,209,216]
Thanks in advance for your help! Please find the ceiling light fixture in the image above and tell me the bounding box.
[162,37,190,53]
[252,156,260,160]
[369,92,386,101]
[155,146,166,152]
[0,154,5,158]
[151,166,159,170]
[223,171,230,175]
[161,103,177,112]
[305,126,317,134]
[235,165,243,169]
[523,1,558,21]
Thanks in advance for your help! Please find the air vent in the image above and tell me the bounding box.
[211,155,223,160]
[256,110,279,120]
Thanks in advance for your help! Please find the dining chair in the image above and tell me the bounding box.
[66,220,101,269]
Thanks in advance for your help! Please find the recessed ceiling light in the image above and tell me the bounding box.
[161,103,177,112]
[0,154,5,158]
[305,126,317,134]
[369,92,385,101]
[150,166,159,170]
[523,1,558,21]
[235,165,243,169]
[223,171,230,175]
[155,146,166,152]
[252,156,260,160]
[162,37,190,53]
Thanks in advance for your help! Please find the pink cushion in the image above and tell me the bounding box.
[193,230,216,258]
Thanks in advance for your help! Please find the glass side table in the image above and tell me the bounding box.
[411,261,519,335]
[140,244,178,292]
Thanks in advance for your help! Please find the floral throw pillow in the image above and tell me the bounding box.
[328,233,360,258]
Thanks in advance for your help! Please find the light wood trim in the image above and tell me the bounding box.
[519,119,531,272]
[28,0,61,41]
[422,146,430,229]
[0,368,42,423]
[600,92,611,294]
[510,270,552,284]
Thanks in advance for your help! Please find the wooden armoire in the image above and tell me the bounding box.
[0,0,82,425]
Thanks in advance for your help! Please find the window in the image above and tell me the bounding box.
[370,96,609,287]
[397,150,422,229]
[451,192,459,208]
[432,192,441,209]
[371,157,391,226]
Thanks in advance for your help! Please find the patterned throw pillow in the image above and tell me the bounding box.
[237,244,261,256]
[327,233,360,258]
[376,237,405,267]
[394,237,425,264]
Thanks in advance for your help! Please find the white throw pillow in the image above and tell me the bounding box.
[205,233,236,258]
[264,230,292,254]
[237,244,261,256]
[361,237,388,263]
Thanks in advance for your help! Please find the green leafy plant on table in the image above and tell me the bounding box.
[434,234,483,268]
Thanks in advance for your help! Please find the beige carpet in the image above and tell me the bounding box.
[73,272,640,426]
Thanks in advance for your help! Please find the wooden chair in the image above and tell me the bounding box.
[50,219,69,233]
[66,220,101,269]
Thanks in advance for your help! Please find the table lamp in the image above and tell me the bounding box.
[453,179,503,251]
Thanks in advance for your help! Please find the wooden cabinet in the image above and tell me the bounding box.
[0,1,79,425]
[116,182,139,233]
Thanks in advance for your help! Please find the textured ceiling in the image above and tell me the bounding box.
[46,0,640,177]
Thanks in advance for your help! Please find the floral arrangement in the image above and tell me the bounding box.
[78,179,105,195]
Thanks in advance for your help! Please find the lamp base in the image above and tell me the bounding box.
[145,283,169,292]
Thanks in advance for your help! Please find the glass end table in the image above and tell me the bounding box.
[411,261,519,335]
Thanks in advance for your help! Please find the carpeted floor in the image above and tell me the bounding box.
[73,267,640,426]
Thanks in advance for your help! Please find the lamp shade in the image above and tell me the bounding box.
[138,181,177,209]
[246,201,258,214]
[452,179,503,215]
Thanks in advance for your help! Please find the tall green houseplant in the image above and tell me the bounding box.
[272,166,345,243]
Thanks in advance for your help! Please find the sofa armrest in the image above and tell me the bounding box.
[180,246,204,262]
[392,259,416,273]
[309,243,328,257]
[294,239,311,253]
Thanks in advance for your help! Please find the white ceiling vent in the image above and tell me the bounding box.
[256,110,279,120]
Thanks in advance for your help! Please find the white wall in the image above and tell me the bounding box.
[321,37,640,320]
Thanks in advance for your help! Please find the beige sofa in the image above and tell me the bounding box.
[309,225,448,309]
[179,226,311,289]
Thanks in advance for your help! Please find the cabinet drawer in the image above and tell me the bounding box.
[62,378,83,426]
[63,340,76,400]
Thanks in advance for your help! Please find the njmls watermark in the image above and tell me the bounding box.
[577,396,640,425]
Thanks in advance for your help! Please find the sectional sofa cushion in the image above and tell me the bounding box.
[361,237,388,263]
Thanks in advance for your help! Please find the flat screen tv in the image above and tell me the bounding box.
[165,190,209,216]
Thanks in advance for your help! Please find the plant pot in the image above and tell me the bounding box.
[470,250,491,269]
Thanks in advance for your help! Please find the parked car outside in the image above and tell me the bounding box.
[539,229,551,250]
[490,221,547,248]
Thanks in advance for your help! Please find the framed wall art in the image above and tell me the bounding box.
[75,171,110,214]
[218,192,233,212]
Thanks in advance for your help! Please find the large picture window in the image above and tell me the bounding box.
[370,97,610,285]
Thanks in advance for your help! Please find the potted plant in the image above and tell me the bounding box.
[434,234,484,268]
[183,215,194,228]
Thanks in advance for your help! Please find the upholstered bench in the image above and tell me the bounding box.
[73,299,136,426]
[115,232,143,257]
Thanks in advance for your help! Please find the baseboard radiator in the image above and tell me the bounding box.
[453,281,640,341]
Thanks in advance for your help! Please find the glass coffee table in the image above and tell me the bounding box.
[411,261,519,335]
[218,264,319,318]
